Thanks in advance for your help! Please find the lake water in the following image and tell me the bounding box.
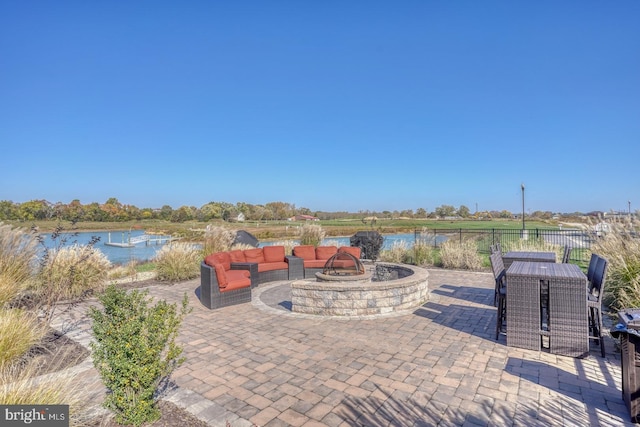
[40,230,448,265]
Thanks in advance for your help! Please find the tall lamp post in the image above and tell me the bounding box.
[521,183,525,230]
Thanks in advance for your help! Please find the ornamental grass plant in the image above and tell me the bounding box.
[299,224,325,247]
[0,308,46,368]
[439,239,483,270]
[154,242,201,282]
[0,361,86,426]
[34,244,111,302]
[0,223,39,307]
[202,225,235,255]
[379,240,410,263]
[590,218,640,311]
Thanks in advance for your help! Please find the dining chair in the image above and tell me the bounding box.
[489,252,507,340]
[490,242,502,255]
[588,255,608,357]
[586,253,599,285]
[561,245,572,263]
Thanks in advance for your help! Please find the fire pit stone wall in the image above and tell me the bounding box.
[291,263,429,316]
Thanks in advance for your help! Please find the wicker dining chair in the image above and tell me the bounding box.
[588,255,608,357]
[489,252,507,340]
[561,245,572,263]
[586,253,599,285]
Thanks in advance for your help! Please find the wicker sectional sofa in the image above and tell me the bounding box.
[199,245,303,309]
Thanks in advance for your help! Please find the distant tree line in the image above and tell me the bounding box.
[0,199,561,223]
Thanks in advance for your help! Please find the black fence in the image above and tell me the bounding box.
[414,228,598,264]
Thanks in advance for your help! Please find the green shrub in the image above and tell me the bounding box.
[0,223,39,306]
[202,225,235,255]
[154,242,201,282]
[34,244,111,302]
[299,224,325,247]
[439,239,483,270]
[0,308,46,368]
[89,285,190,426]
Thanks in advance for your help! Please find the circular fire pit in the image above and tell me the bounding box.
[291,262,429,317]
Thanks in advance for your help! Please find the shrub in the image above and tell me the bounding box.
[33,244,111,302]
[591,219,640,310]
[0,223,39,306]
[0,308,46,368]
[154,242,201,282]
[299,224,325,247]
[89,285,190,426]
[202,225,235,255]
[439,239,483,270]
[108,261,139,281]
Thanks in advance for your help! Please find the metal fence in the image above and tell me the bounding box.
[414,228,598,264]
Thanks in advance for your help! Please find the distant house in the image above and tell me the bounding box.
[288,214,319,221]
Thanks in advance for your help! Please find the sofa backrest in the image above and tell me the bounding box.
[229,249,246,263]
[205,252,231,270]
[263,245,285,263]
[293,245,316,260]
[316,246,338,260]
[244,248,265,263]
[338,246,361,259]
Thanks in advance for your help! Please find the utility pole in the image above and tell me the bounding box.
[521,183,525,230]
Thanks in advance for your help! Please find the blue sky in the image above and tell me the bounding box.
[2,1,639,214]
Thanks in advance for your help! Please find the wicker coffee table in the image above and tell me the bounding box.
[506,261,588,357]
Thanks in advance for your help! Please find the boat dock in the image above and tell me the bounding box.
[104,232,176,248]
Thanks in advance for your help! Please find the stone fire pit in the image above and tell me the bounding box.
[291,262,429,317]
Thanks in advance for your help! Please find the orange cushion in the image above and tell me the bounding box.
[258,262,288,272]
[227,269,250,281]
[229,250,246,263]
[338,246,361,258]
[244,248,265,263]
[263,246,285,263]
[222,277,251,292]
[316,246,337,260]
[205,252,231,270]
[293,245,316,260]
[304,260,327,269]
[213,263,228,288]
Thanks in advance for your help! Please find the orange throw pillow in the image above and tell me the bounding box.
[213,263,228,288]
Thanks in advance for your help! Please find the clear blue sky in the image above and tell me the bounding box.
[2,1,638,214]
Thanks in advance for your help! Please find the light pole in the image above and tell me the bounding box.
[629,200,632,217]
[521,183,525,230]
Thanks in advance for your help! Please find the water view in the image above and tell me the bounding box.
[40,230,448,265]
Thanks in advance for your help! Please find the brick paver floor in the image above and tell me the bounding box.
[52,268,633,426]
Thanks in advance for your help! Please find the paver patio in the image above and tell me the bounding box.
[52,268,634,426]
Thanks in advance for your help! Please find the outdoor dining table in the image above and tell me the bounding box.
[505,261,588,357]
[502,250,556,269]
